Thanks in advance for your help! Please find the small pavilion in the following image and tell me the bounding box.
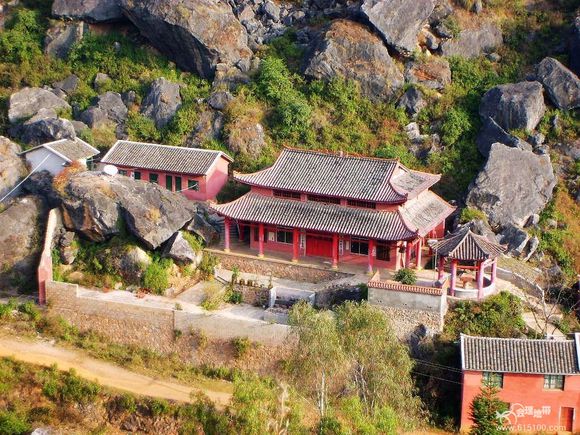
[432,226,506,300]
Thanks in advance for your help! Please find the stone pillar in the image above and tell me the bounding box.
[437,256,445,281]
[450,259,457,297]
[258,223,265,258]
[415,238,423,270]
[368,239,375,274]
[292,228,299,263]
[405,241,412,268]
[477,261,485,300]
[332,234,338,269]
[224,217,231,253]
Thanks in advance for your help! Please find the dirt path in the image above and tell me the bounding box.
[0,337,231,408]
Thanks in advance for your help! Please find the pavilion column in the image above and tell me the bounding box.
[404,241,412,268]
[224,217,231,253]
[332,234,339,269]
[491,258,497,284]
[258,223,265,258]
[415,238,423,270]
[449,259,457,297]
[437,256,445,281]
[238,223,244,242]
[368,239,375,274]
[292,228,299,263]
[477,261,485,300]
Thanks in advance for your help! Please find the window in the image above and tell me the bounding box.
[351,238,369,255]
[188,179,199,191]
[307,194,340,204]
[166,175,173,191]
[175,176,182,192]
[273,190,301,200]
[376,243,391,261]
[133,171,141,180]
[347,199,376,209]
[276,229,294,244]
[544,375,564,390]
[149,173,158,184]
[118,169,127,176]
[482,372,504,388]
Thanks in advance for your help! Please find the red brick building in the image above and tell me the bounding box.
[100,140,232,201]
[460,334,580,433]
[212,149,454,272]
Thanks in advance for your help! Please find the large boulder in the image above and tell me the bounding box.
[52,0,124,23]
[397,87,426,117]
[60,172,197,249]
[8,87,70,124]
[0,195,46,291]
[162,231,202,265]
[570,16,580,76]
[187,212,220,244]
[361,0,434,55]
[304,20,404,101]
[80,92,128,128]
[120,0,252,80]
[44,21,89,59]
[404,57,451,90]
[188,109,224,146]
[476,117,532,158]
[118,245,151,283]
[479,81,545,132]
[440,22,502,58]
[226,120,266,159]
[0,137,27,201]
[140,78,182,129]
[536,57,580,110]
[17,109,76,145]
[466,143,556,228]
[22,170,61,208]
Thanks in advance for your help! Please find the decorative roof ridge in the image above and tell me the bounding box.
[367,279,444,295]
[280,146,401,163]
[448,226,474,257]
[461,334,575,344]
[104,140,233,162]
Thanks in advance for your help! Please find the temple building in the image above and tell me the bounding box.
[211,148,455,273]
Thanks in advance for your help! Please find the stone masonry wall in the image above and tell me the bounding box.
[379,306,443,340]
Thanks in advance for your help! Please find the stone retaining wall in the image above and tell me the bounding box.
[379,306,443,340]
[497,267,544,299]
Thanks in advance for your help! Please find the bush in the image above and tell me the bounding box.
[181,231,203,252]
[198,253,218,280]
[17,301,40,321]
[0,9,44,64]
[225,289,243,304]
[201,282,225,311]
[231,337,251,359]
[142,258,171,295]
[149,398,172,416]
[460,207,488,224]
[41,367,100,404]
[470,384,509,435]
[0,300,17,319]
[116,393,137,413]
[393,268,417,285]
[0,411,30,435]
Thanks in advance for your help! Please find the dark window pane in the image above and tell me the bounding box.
[188,179,199,191]
[134,171,141,180]
[166,175,173,191]
[175,176,182,192]
[149,173,158,183]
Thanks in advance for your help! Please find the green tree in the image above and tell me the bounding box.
[469,384,509,434]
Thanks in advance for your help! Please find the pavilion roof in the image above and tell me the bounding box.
[234,148,440,203]
[432,225,506,261]
[211,192,418,241]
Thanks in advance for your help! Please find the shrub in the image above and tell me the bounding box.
[460,207,488,224]
[0,411,30,435]
[225,289,243,304]
[116,393,137,413]
[470,384,509,435]
[198,253,218,280]
[201,282,225,311]
[17,301,40,321]
[59,369,101,404]
[393,268,417,285]
[142,258,171,295]
[0,300,17,319]
[181,231,203,252]
[149,398,172,416]
[231,337,251,359]
[0,9,44,64]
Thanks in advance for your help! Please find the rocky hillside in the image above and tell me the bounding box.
[0,0,578,283]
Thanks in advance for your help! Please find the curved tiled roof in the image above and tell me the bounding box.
[234,148,440,203]
[461,334,580,375]
[100,140,232,176]
[432,226,506,260]
[400,191,456,237]
[211,192,418,241]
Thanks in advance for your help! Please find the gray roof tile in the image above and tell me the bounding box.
[433,226,506,260]
[461,335,580,375]
[100,140,232,176]
[22,138,99,162]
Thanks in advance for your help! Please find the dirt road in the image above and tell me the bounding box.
[0,337,231,408]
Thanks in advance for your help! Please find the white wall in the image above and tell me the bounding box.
[25,148,68,176]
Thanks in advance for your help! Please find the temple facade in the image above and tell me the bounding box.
[212,149,455,273]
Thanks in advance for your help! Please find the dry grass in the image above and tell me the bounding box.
[554,189,580,273]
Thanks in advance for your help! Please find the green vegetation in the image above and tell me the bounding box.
[201,281,225,310]
[459,207,488,224]
[231,337,252,359]
[142,256,172,295]
[469,384,509,435]
[393,268,417,285]
[182,230,203,252]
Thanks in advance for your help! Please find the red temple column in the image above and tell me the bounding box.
[437,256,445,281]
[491,258,497,284]
[292,228,299,262]
[224,217,231,253]
[477,261,485,300]
[449,259,457,297]
[332,234,338,269]
[258,223,265,258]
[368,239,375,274]
[404,241,412,268]
[415,238,423,270]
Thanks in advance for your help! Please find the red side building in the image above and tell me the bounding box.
[460,334,580,433]
[212,149,455,272]
[99,140,232,201]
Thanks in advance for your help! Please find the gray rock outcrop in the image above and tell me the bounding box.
[304,20,404,101]
[207,91,234,111]
[52,0,124,23]
[187,212,220,245]
[440,22,502,58]
[60,171,197,249]
[499,224,530,256]
[476,117,532,158]
[188,110,224,146]
[17,109,76,145]
[140,78,182,129]
[80,91,128,128]
[404,57,451,90]
[162,231,202,265]
[361,0,434,55]
[53,75,80,96]
[226,120,266,158]
[8,87,70,124]
[397,87,426,117]
[479,81,545,132]
[44,21,88,59]
[536,57,580,110]
[467,143,556,228]
[0,137,27,201]
[120,0,252,80]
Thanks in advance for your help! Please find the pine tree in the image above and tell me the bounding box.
[470,383,509,434]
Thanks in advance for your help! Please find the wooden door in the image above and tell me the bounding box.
[306,235,333,258]
[560,407,574,432]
